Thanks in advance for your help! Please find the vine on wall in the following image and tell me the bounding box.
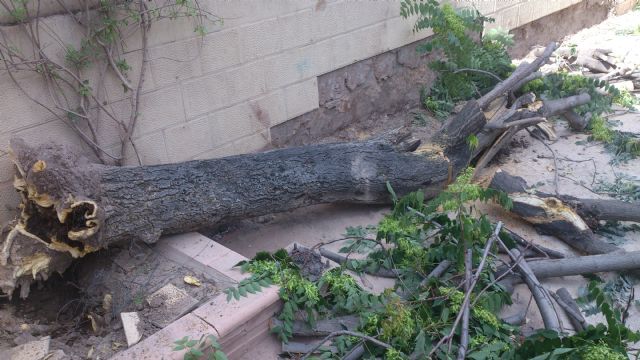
[0,0,220,164]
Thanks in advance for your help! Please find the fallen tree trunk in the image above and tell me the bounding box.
[489,170,624,255]
[1,122,476,296]
[0,43,561,297]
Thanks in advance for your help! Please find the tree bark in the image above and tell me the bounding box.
[501,250,640,281]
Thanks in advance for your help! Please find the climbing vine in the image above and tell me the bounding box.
[0,0,220,164]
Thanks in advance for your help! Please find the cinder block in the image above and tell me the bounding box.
[250,91,288,127]
[199,30,242,74]
[209,102,270,147]
[0,72,60,132]
[310,0,348,41]
[83,50,155,104]
[124,131,169,166]
[192,285,281,339]
[14,121,84,149]
[37,15,85,64]
[93,114,125,148]
[278,9,314,50]
[263,43,330,90]
[164,116,213,162]
[182,62,267,118]
[283,78,319,119]
[110,313,216,360]
[200,0,316,29]
[490,4,520,30]
[311,0,393,42]
[147,16,203,48]
[134,86,186,137]
[455,0,497,14]
[196,131,270,159]
[494,0,521,13]
[238,17,283,62]
[148,37,204,87]
[382,16,432,54]
[517,0,575,26]
[332,22,385,69]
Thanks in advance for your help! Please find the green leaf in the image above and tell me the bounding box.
[173,345,185,351]
[189,348,204,357]
[185,340,197,347]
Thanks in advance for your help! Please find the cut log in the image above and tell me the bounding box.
[562,110,589,131]
[490,170,624,255]
[500,250,640,281]
[1,121,475,297]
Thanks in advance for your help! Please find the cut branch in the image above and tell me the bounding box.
[501,247,560,332]
[490,170,624,255]
[319,248,398,278]
[270,316,359,337]
[552,288,586,332]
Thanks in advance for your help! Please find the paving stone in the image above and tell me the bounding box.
[120,312,143,347]
[144,283,199,328]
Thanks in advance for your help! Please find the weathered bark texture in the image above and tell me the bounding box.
[490,170,625,255]
[0,43,560,297]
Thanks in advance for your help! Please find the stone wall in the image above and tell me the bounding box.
[0,0,620,223]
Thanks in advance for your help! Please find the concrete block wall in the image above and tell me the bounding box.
[0,0,591,224]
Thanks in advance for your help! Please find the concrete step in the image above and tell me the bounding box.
[111,232,282,360]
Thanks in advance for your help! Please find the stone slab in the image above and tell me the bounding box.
[111,313,216,360]
[144,283,199,328]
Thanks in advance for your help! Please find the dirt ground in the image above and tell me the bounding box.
[1,8,639,360]
[0,245,219,359]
